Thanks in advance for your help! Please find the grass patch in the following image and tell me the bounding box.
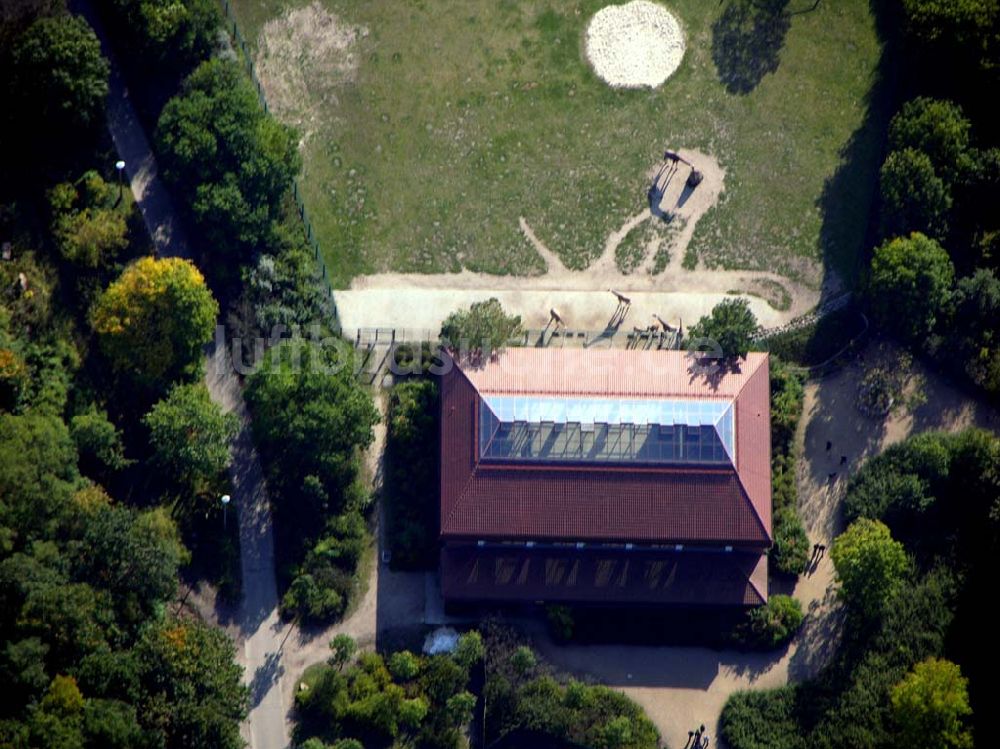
[230,0,887,288]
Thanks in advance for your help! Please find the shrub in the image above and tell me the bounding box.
[735,595,804,649]
[771,507,810,576]
[439,298,523,352]
[830,519,910,616]
[688,297,759,361]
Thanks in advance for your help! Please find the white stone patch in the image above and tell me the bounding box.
[585,1,685,89]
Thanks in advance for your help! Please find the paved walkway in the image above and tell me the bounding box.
[77,3,291,745]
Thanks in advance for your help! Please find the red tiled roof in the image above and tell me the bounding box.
[440,349,772,546]
[441,545,768,606]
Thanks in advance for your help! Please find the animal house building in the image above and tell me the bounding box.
[439,348,773,607]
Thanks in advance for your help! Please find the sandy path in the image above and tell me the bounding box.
[338,150,819,338]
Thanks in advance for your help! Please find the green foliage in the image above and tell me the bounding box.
[8,15,109,136]
[771,506,810,576]
[831,518,910,615]
[101,0,219,75]
[453,631,485,671]
[439,298,523,352]
[388,651,421,681]
[90,256,219,389]
[951,269,1000,394]
[237,222,327,337]
[689,297,759,360]
[721,687,806,749]
[329,634,357,670]
[770,358,804,457]
[133,617,248,749]
[879,148,952,241]
[891,658,973,749]
[901,0,998,65]
[546,604,576,643]
[49,172,129,269]
[296,646,477,749]
[735,595,804,650]
[384,379,439,569]
[70,407,131,478]
[246,338,377,622]
[483,627,659,749]
[0,412,80,546]
[888,98,973,182]
[868,233,955,342]
[144,382,236,492]
[156,59,301,260]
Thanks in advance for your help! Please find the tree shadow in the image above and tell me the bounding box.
[711,0,793,95]
[815,0,902,291]
[249,650,284,708]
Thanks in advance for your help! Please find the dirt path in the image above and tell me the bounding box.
[338,150,819,338]
[531,350,1000,748]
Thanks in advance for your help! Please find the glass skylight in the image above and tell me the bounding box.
[479,395,736,466]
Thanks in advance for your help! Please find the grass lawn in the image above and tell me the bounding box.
[229,0,887,288]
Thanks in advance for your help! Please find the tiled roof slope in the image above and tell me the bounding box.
[441,545,768,606]
[440,349,771,545]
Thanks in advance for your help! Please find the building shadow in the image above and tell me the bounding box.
[711,0,793,95]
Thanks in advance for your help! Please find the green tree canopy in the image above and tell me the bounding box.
[8,15,109,136]
[890,657,973,749]
[70,406,131,479]
[952,269,1000,393]
[888,97,973,181]
[133,617,247,749]
[0,412,80,547]
[689,297,759,360]
[245,339,378,503]
[440,298,523,352]
[48,172,129,269]
[143,382,236,490]
[868,233,955,342]
[901,0,998,66]
[879,148,952,241]
[830,518,910,615]
[90,256,219,388]
[104,0,219,73]
[156,59,300,258]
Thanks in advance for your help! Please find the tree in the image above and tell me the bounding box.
[328,634,357,671]
[134,617,248,749]
[143,382,236,490]
[70,407,130,478]
[245,339,378,504]
[689,297,759,360]
[105,0,219,75]
[453,631,485,671]
[74,506,188,628]
[901,0,998,67]
[388,650,421,681]
[890,658,973,749]
[440,298,523,352]
[879,148,952,241]
[952,269,1000,393]
[0,412,80,544]
[90,257,218,388]
[8,15,109,137]
[48,173,129,269]
[868,233,955,342]
[830,518,909,614]
[888,98,973,182]
[156,59,300,259]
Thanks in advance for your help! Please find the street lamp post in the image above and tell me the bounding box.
[115,160,126,204]
[221,494,231,531]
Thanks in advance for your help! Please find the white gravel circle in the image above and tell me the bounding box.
[585,1,685,89]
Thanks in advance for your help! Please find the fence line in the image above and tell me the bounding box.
[219,0,340,332]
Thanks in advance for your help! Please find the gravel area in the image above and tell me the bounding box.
[585,1,685,88]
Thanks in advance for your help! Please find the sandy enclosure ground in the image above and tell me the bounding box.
[337,150,819,338]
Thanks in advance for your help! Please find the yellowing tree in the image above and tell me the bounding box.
[91,256,218,388]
